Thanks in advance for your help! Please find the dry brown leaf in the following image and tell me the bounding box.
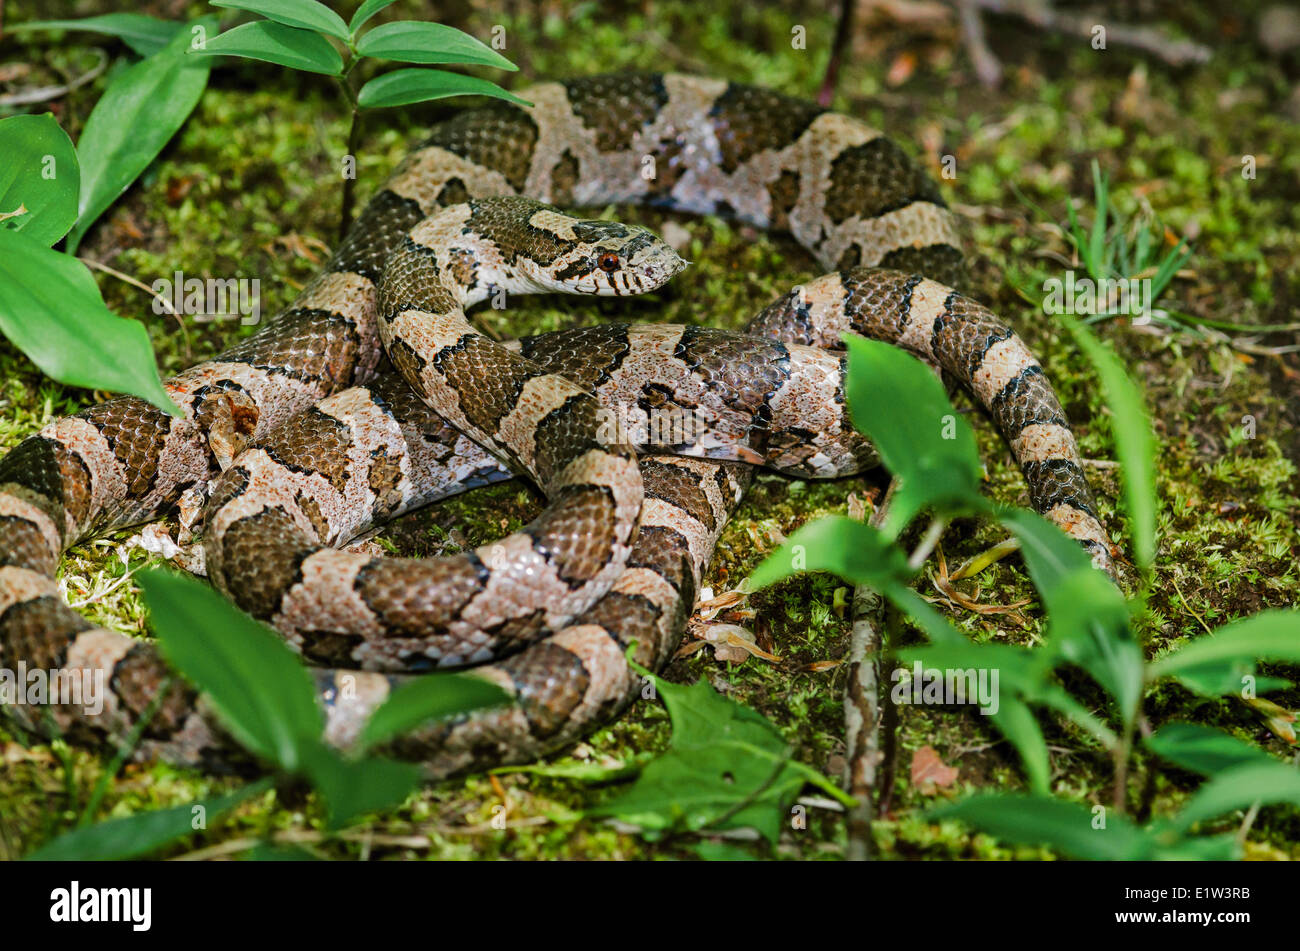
[910,745,959,795]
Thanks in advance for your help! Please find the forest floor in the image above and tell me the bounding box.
[1,0,1298,860]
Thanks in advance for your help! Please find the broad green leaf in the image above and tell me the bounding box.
[493,758,646,783]
[357,673,509,750]
[988,699,1052,795]
[189,20,344,75]
[930,794,1147,859]
[884,586,968,645]
[0,232,179,414]
[211,0,349,40]
[0,114,79,246]
[747,516,969,645]
[998,507,1096,589]
[1172,761,1300,833]
[842,334,984,533]
[1146,830,1239,861]
[1148,611,1300,697]
[1062,317,1157,578]
[1145,724,1274,777]
[897,639,1117,751]
[139,569,323,770]
[896,641,1048,700]
[299,742,420,828]
[356,21,516,70]
[25,779,270,860]
[66,19,215,253]
[1002,509,1139,722]
[1165,659,1287,698]
[9,14,184,57]
[588,672,850,844]
[357,68,530,109]
[349,0,402,33]
[746,515,911,592]
[1044,568,1142,723]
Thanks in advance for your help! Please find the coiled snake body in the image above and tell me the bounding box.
[0,74,1111,777]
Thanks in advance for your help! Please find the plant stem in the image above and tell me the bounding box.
[335,61,361,245]
[908,515,949,571]
[843,480,898,861]
[1112,719,1135,815]
[338,106,362,244]
[817,0,854,107]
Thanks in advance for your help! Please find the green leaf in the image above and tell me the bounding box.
[299,743,420,828]
[357,68,530,109]
[1046,568,1142,723]
[190,20,344,75]
[356,21,516,70]
[1088,159,1108,282]
[1061,317,1157,578]
[1166,660,1273,698]
[998,507,1096,589]
[842,334,984,533]
[25,779,270,860]
[1173,762,1300,833]
[930,794,1147,859]
[1145,724,1274,777]
[746,515,911,592]
[746,516,971,646]
[493,758,645,783]
[0,114,80,246]
[210,0,350,41]
[139,569,323,770]
[65,19,215,253]
[1146,830,1239,861]
[349,0,402,33]
[989,699,1052,795]
[1148,610,1300,697]
[897,639,1118,754]
[357,673,510,751]
[1001,509,1140,722]
[588,673,850,844]
[0,232,180,414]
[9,14,184,57]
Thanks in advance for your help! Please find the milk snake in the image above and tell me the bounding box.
[0,73,1111,778]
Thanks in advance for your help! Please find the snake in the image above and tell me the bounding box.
[0,73,1113,779]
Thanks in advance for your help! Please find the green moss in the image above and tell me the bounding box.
[2,0,1298,860]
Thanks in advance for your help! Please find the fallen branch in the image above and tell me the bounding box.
[954,0,1211,87]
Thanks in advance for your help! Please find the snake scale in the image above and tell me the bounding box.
[0,73,1112,778]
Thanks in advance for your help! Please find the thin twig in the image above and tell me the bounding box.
[0,48,107,106]
[818,0,856,107]
[907,514,949,570]
[966,0,1211,75]
[955,0,1002,86]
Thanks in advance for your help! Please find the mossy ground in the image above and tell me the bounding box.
[1,0,1297,860]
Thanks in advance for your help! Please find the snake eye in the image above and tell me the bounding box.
[597,252,621,272]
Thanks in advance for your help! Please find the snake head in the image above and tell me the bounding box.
[526,216,688,297]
